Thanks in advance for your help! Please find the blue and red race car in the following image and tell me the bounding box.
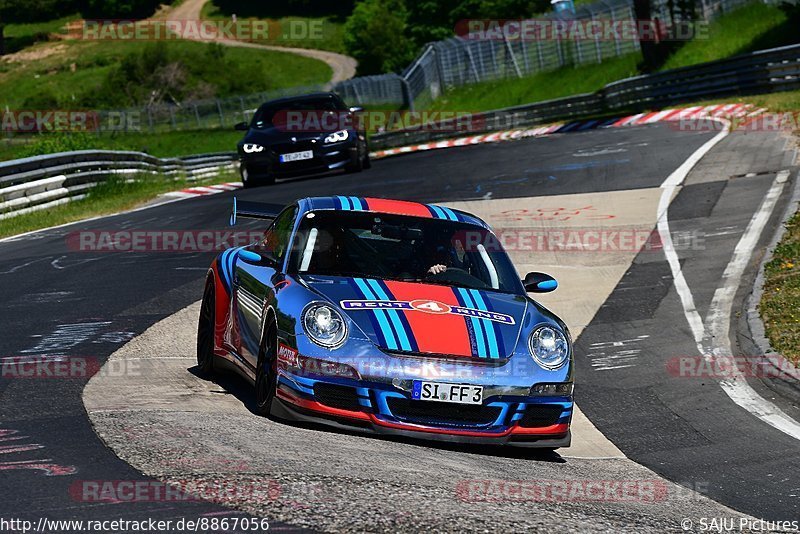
[198,196,574,448]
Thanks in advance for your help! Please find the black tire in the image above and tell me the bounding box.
[255,319,278,416]
[344,146,364,173]
[196,278,216,376]
[362,150,371,169]
[240,164,275,188]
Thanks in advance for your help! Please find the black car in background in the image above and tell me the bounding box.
[234,92,370,188]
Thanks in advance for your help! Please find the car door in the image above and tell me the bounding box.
[233,205,297,370]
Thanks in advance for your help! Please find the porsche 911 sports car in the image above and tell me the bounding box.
[234,92,370,188]
[198,196,574,448]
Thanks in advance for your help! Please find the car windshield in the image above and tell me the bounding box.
[287,210,525,294]
[251,97,344,129]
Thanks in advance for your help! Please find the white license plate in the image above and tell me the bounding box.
[279,150,313,163]
[412,381,483,405]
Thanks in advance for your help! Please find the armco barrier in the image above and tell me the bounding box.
[0,151,237,220]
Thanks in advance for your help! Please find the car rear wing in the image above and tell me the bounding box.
[229,197,284,226]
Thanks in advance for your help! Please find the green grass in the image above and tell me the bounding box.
[2,15,77,55]
[760,210,800,365]
[428,53,641,112]
[200,1,346,53]
[0,170,238,239]
[660,3,795,70]
[426,3,798,116]
[0,38,331,110]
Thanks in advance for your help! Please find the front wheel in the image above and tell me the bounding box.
[240,164,275,188]
[255,320,278,416]
[196,278,216,376]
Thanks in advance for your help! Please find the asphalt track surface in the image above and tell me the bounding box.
[0,123,798,530]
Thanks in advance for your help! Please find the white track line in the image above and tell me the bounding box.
[702,171,800,439]
[657,119,800,441]
[656,122,731,343]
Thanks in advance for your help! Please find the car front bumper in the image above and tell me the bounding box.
[241,140,358,178]
[273,370,573,448]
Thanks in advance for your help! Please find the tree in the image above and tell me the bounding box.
[344,0,415,75]
[404,0,548,49]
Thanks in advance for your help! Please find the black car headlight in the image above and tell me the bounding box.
[243,143,264,154]
[302,303,348,348]
[528,326,570,370]
[324,130,349,144]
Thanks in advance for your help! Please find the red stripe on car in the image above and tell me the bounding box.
[383,281,473,357]
[362,198,433,218]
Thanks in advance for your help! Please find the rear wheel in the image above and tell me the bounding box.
[255,319,278,416]
[196,278,216,376]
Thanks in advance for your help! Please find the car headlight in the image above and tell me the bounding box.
[302,303,348,348]
[243,143,264,153]
[528,326,570,370]
[324,130,349,144]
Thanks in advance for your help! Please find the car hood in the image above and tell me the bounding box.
[301,275,531,360]
[241,128,323,145]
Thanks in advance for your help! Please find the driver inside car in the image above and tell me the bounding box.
[427,238,471,275]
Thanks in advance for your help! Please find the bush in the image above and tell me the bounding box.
[77,41,279,108]
[16,132,99,158]
[344,0,415,75]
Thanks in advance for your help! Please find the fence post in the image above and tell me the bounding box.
[521,35,530,75]
[194,104,201,129]
[503,35,524,78]
[464,44,481,83]
[433,44,447,96]
[216,99,224,128]
[603,0,622,57]
[536,38,545,70]
[589,6,602,63]
[400,76,415,112]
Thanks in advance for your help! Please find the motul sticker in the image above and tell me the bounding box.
[277,343,299,367]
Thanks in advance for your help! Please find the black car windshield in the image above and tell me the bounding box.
[287,210,525,294]
[251,97,344,129]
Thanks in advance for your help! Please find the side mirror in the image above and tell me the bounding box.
[238,248,276,265]
[523,272,558,293]
[349,106,363,114]
[234,121,249,131]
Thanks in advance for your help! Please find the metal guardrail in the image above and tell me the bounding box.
[369,43,800,150]
[0,151,237,220]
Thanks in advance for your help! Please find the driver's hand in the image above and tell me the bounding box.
[427,264,447,275]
